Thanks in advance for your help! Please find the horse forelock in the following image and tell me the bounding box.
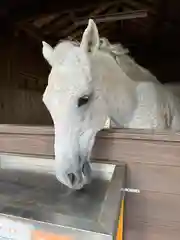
[52,40,88,68]
[99,38,129,56]
[53,38,129,63]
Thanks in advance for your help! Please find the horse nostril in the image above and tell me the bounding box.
[68,173,76,186]
[82,163,86,175]
[82,162,91,177]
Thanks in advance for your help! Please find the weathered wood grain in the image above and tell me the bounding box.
[127,163,180,194]
[126,191,180,224]
[124,220,180,240]
[0,125,180,240]
[1,125,180,141]
[93,138,180,166]
[1,126,180,167]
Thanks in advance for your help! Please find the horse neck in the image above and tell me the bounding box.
[92,51,138,126]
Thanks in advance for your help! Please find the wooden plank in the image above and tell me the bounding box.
[127,163,180,194]
[124,220,180,240]
[0,125,180,240]
[1,125,180,167]
[97,128,180,142]
[1,125,180,141]
[0,133,54,156]
[93,138,180,166]
[16,22,46,44]
[125,191,180,225]
[0,125,54,135]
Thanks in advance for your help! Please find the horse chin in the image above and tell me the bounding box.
[73,183,86,191]
[64,180,90,191]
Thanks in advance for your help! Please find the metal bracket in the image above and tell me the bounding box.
[121,188,140,193]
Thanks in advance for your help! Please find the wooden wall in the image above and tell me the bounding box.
[0,34,51,125]
[0,89,52,124]
[0,126,180,240]
[93,130,180,240]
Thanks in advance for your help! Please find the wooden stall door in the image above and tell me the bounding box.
[0,125,180,240]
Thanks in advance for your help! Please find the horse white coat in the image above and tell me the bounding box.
[42,19,180,189]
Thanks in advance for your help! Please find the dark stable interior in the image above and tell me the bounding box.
[0,0,180,124]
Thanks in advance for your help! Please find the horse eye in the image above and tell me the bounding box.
[78,95,89,107]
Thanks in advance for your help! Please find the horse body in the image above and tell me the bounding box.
[89,37,180,130]
[126,82,180,129]
[42,19,180,189]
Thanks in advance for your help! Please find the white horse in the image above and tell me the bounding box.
[42,19,180,189]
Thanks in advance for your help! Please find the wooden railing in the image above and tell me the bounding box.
[0,124,180,240]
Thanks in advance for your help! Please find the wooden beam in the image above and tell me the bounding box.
[70,2,121,39]
[6,0,105,23]
[0,125,180,158]
[76,10,148,26]
[121,0,156,15]
[60,2,114,38]
[17,23,43,40]
[1,124,180,240]
[16,22,52,45]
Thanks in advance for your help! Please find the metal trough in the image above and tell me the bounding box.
[0,155,125,239]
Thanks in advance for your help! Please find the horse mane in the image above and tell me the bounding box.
[99,37,129,57]
[60,38,129,71]
[98,38,160,84]
[56,37,159,84]
[58,37,129,59]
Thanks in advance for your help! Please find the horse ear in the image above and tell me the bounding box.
[80,19,100,53]
[42,41,53,66]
